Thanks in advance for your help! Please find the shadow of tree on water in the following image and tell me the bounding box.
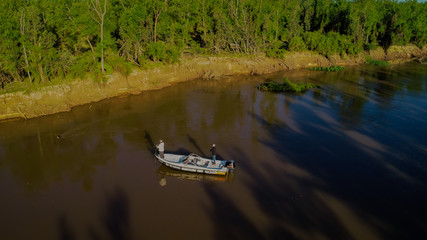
[227,146,353,240]
[144,130,155,153]
[103,188,132,240]
[58,188,133,240]
[238,112,427,240]
[58,215,75,240]
[202,182,265,240]
[187,134,206,157]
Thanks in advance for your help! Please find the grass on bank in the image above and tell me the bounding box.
[365,57,389,66]
[0,56,135,95]
[258,78,319,93]
[308,66,345,71]
[0,77,74,95]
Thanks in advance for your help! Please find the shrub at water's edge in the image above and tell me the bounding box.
[365,57,390,66]
[308,66,345,71]
[258,79,319,93]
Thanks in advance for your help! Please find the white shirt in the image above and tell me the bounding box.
[158,142,164,152]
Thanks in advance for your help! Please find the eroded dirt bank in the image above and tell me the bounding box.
[1,46,426,121]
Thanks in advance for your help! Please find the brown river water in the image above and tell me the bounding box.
[0,63,426,240]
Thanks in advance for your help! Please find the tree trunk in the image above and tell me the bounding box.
[154,10,161,43]
[38,64,46,83]
[22,44,32,82]
[89,0,107,73]
[20,11,32,83]
[101,20,104,73]
[86,37,96,61]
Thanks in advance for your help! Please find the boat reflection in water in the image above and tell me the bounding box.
[156,164,235,186]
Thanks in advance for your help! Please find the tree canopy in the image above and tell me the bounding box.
[0,0,426,88]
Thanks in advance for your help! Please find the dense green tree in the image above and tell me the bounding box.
[0,1,22,85]
[88,0,108,73]
[0,0,426,89]
[118,2,150,65]
[19,3,54,83]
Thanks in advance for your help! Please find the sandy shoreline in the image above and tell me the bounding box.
[1,46,426,122]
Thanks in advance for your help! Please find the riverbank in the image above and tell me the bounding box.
[1,45,426,122]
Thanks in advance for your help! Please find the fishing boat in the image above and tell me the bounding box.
[154,153,235,176]
[156,165,235,185]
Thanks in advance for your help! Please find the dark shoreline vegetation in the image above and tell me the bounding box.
[1,0,426,93]
[258,79,319,93]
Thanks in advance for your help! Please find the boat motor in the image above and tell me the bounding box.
[225,160,236,170]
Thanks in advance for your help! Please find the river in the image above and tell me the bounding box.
[0,63,426,240]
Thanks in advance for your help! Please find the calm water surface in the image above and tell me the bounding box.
[0,63,426,240]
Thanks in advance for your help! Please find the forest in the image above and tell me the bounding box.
[0,0,426,89]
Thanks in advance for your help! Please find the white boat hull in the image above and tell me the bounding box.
[155,153,234,176]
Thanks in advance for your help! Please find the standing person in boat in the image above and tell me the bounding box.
[210,144,216,165]
[156,140,165,158]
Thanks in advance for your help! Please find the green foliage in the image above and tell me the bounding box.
[69,52,94,79]
[265,47,286,58]
[147,41,180,63]
[107,54,132,77]
[304,31,361,57]
[365,57,390,66]
[257,78,319,93]
[0,0,426,91]
[309,66,345,71]
[288,36,307,51]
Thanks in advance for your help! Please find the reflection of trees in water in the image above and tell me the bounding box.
[1,64,426,238]
[203,65,427,239]
[119,77,251,155]
[211,88,247,137]
[260,115,426,239]
[0,121,118,192]
[259,91,279,125]
[254,68,372,128]
[309,65,426,128]
[0,76,253,194]
[229,146,354,239]
[204,108,427,239]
